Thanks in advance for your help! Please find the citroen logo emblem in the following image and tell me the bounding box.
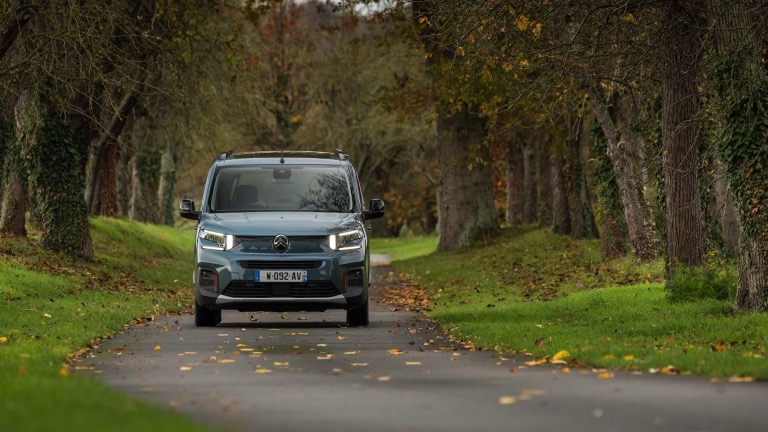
[273,234,289,253]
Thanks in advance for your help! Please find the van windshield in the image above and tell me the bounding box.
[209,165,354,213]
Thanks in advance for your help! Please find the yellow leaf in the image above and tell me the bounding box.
[405,361,422,366]
[153,345,161,350]
[418,15,427,24]
[180,366,192,371]
[551,350,569,361]
[523,360,544,367]
[603,354,616,360]
[597,371,614,379]
[237,343,248,347]
[621,13,637,24]
[623,354,634,361]
[254,368,272,374]
[561,367,571,373]
[317,355,333,360]
[499,396,518,405]
[217,359,236,364]
[515,15,530,31]
[59,365,69,377]
[387,348,404,355]
[0,336,8,343]
[377,376,392,381]
[350,362,368,366]
[337,336,346,340]
[273,361,289,367]
[456,47,465,57]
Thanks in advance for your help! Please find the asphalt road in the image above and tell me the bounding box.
[77,263,768,432]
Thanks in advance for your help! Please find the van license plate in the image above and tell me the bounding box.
[256,270,307,283]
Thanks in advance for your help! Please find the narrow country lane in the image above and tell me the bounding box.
[77,263,768,432]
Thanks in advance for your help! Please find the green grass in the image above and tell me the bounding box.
[370,235,438,261]
[0,218,212,432]
[394,226,768,378]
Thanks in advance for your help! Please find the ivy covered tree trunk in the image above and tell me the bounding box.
[660,0,705,268]
[592,125,629,259]
[435,107,498,251]
[587,88,656,261]
[707,0,768,310]
[31,108,93,258]
[564,113,598,239]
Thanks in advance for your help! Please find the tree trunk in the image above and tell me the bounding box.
[30,106,93,259]
[0,0,32,63]
[550,152,570,234]
[712,160,740,256]
[505,139,524,226]
[411,0,498,251]
[86,90,140,216]
[537,144,551,227]
[157,142,177,225]
[587,88,656,261]
[435,106,498,251]
[565,112,598,239]
[592,124,629,259]
[0,90,36,237]
[706,0,768,310]
[660,0,705,268]
[522,142,538,224]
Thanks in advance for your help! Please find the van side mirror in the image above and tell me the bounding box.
[363,199,384,220]
[179,199,200,220]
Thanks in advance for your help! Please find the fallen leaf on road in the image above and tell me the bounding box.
[237,343,248,347]
[350,362,368,366]
[405,361,422,366]
[561,367,571,373]
[551,350,569,361]
[498,396,518,405]
[154,345,161,350]
[523,360,544,366]
[317,355,333,360]
[338,336,347,340]
[180,366,192,371]
[217,359,236,364]
[318,343,327,347]
[520,389,547,399]
[217,334,229,337]
[377,376,392,381]
[728,376,753,382]
[184,351,197,355]
[387,348,404,355]
[344,351,359,355]
[274,361,289,367]
[254,368,272,374]
[597,371,614,379]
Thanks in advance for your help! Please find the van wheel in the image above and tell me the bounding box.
[195,300,221,327]
[347,299,369,327]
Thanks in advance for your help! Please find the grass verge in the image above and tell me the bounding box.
[370,235,438,261]
[0,218,212,432]
[394,226,768,378]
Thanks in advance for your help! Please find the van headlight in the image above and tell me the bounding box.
[199,229,235,251]
[330,229,363,250]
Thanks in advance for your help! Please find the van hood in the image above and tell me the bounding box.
[199,212,362,236]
